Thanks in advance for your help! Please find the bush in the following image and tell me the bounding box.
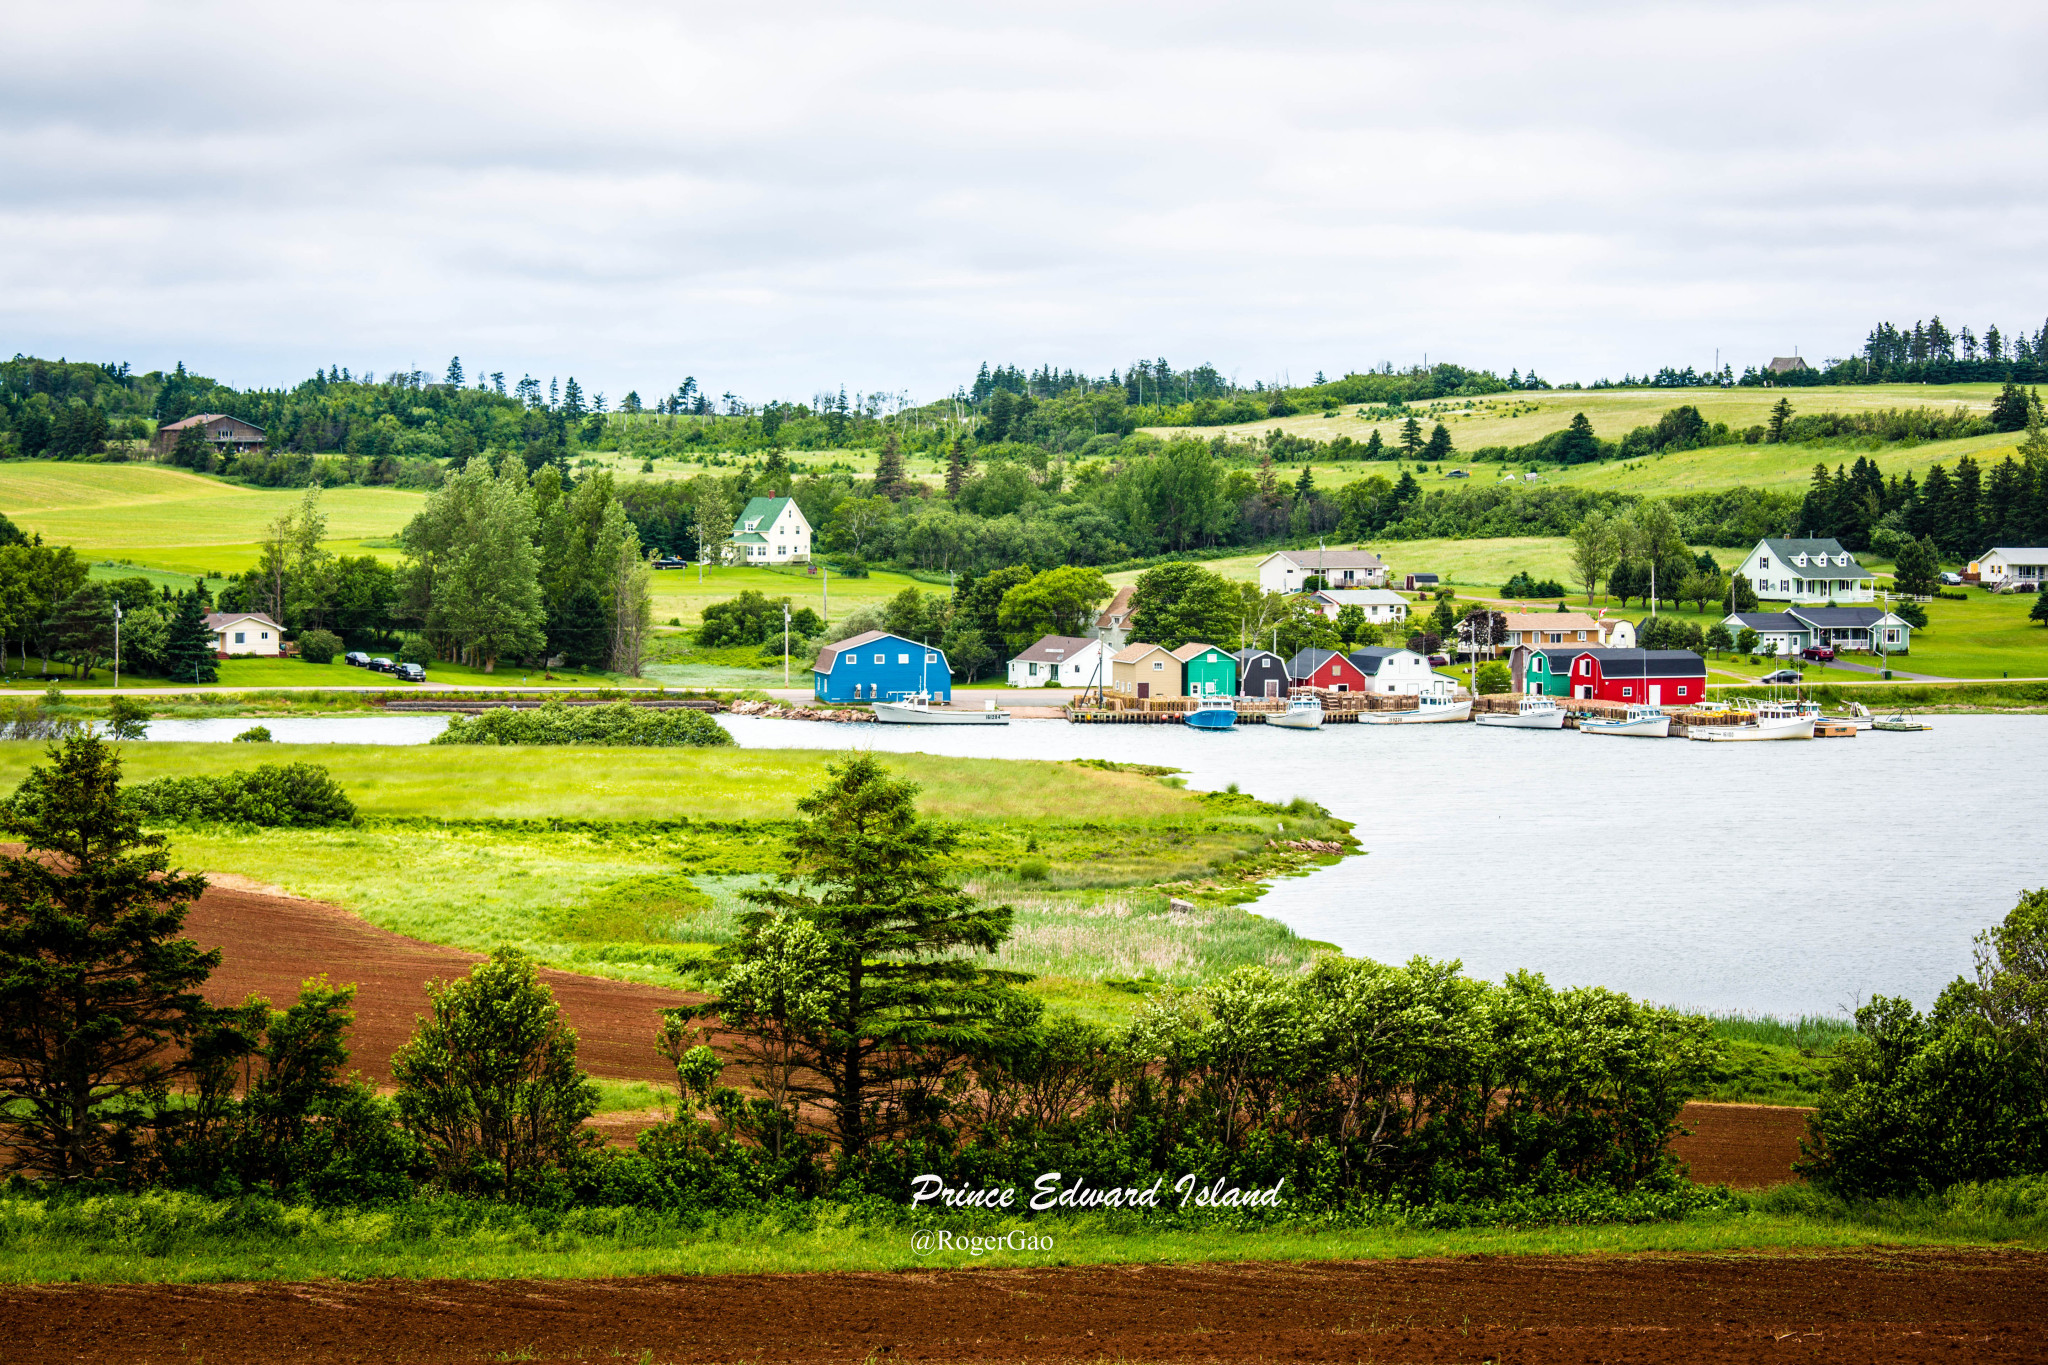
[1501,571,1567,599]
[431,700,734,748]
[398,636,435,667]
[234,725,272,743]
[126,763,357,826]
[296,629,342,664]
[1475,662,1511,694]
[1016,856,1050,882]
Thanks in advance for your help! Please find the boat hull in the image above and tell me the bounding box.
[1688,716,1814,741]
[1360,699,1473,724]
[1475,709,1566,730]
[1582,715,1672,738]
[1873,719,1931,732]
[870,702,1011,725]
[1267,708,1323,730]
[1185,707,1238,730]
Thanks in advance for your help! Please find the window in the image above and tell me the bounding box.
[897,653,909,664]
[873,653,884,664]
[1675,685,1687,697]
[1152,661,1163,671]
[1622,685,1633,698]
[926,652,937,663]
[1759,556,1770,570]
[261,632,269,640]
[234,632,245,644]
[1028,663,1038,676]
[842,654,855,665]
[1576,631,1586,640]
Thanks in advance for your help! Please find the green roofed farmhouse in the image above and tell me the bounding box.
[729,496,813,564]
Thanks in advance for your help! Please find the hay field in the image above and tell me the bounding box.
[0,462,423,574]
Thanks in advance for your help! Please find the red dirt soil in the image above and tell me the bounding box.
[5,1251,2045,1363]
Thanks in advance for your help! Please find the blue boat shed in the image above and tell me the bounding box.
[813,629,952,703]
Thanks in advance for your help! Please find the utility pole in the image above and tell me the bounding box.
[783,603,790,688]
[112,603,122,690]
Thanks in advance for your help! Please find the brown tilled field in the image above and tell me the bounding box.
[182,879,1813,1188]
[6,1251,2047,1363]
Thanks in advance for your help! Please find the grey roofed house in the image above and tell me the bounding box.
[1768,356,1809,373]
[1725,611,1807,633]
[1010,634,1096,664]
[1346,645,1408,676]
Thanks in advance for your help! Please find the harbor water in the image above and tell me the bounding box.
[140,710,2046,1018]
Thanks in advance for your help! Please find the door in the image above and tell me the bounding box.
[1137,682,1150,700]
[1648,685,1661,705]
[1265,679,1278,697]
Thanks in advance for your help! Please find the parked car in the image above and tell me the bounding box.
[395,662,426,682]
[1939,571,1962,586]
[344,651,370,667]
[1761,668,1804,684]
[367,657,395,673]
[1428,653,1451,667]
[1801,645,1835,662]
[1445,469,1469,479]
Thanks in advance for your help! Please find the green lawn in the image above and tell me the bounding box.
[4,655,648,691]
[0,462,422,576]
[647,561,945,630]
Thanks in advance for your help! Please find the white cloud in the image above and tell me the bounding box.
[2,0,2044,399]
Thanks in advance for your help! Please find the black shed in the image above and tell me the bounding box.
[1233,647,1290,698]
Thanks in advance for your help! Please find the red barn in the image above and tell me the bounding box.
[1285,647,1368,692]
[1559,649,1706,706]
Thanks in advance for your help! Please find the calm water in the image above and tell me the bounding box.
[144,710,2048,1017]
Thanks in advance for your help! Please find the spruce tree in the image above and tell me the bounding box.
[1555,412,1598,464]
[1422,423,1453,462]
[1294,464,1315,500]
[1767,398,1794,444]
[1399,415,1423,454]
[719,755,1023,1156]
[873,432,907,500]
[944,438,968,498]
[162,589,218,684]
[0,735,217,1180]
[1363,429,1385,460]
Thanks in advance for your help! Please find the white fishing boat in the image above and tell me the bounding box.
[1475,693,1565,730]
[1359,692,1473,724]
[870,692,1010,725]
[1580,704,1671,738]
[1266,692,1323,730]
[1687,699,1813,742]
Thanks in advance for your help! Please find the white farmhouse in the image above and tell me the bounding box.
[1307,588,1410,625]
[1007,635,1114,689]
[1971,547,2048,590]
[728,496,812,564]
[1733,538,1875,604]
[205,611,282,657]
[1257,549,1388,594]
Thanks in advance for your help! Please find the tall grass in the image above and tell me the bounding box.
[1702,1012,1856,1052]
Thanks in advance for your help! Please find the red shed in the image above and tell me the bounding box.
[1560,649,1706,706]
[1285,647,1368,692]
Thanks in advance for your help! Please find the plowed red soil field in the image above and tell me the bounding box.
[183,879,1808,1185]
[6,1251,2045,1363]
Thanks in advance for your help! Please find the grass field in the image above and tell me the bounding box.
[0,463,423,575]
[3,1182,2041,1284]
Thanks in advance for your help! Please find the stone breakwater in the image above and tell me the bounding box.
[723,700,875,723]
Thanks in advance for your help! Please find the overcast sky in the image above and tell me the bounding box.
[4,1,2044,405]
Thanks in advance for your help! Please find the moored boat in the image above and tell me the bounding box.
[1581,704,1671,738]
[1185,696,1238,730]
[871,692,1011,725]
[1359,692,1473,724]
[1475,694,1565,730]
[1267,692,1323,730]
[1873,713,1931,732]
[1687,700,1813,741]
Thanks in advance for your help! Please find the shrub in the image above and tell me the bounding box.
[1501,571,1568,599]
[1475,662,1511,694]
[398,636,435,667]
[431,699,733,748]
[234,725,272,742]
[296,629,342,664]
[1017,856,1050,881]
[126,763,357,826]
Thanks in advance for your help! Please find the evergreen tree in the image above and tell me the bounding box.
[1398,415,1423,454]
[1989,383,2031,432]
[561,378,586,419]
[0,735,217,1180]
[445,356,464,386]
[1422,423,1453,462]
[1362,429,1385,460]
[162,589,219,684]
[717,755,1023,1156]
[873,432,907,501]
[1892,538,1939,597]
[944,438,968,499]
[1554,412,1598,464]
[1293,465,1314,501]
[1725,572,1760,614]
[1766,398,1794,444]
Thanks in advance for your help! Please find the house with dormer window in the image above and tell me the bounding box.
[728,496,812,564]
[1733,538,1875,604]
